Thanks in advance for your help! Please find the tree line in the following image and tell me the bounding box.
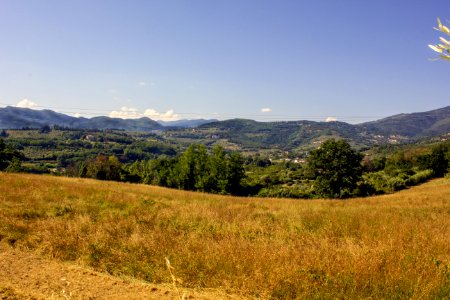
[2,135,449,199]
[76,144,246,195]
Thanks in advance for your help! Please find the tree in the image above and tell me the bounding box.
[85,155,123,181]
[208,145,228,193]
[0,130,8,138]
[429,18,450,61]
[0,139,23,171]
[39,125,52,133]
[225,152,245,195]
[5,157,22,172]
[171,144,246,195]
[418,144,449,177]
[306,139,363,198]
[176,144,200,190]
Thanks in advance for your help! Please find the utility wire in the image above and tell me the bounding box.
[0,102,385,122]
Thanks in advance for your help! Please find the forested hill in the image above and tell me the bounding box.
[356,106,450,137]
[196,106,450,149]
[0,106,449,149]
[0,106,163,131]
[197,119,362,149]
[0,106,219,130]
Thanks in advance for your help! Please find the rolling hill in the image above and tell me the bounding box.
[192,106,450,149]
[1,106,449,150]
[0,106,163,131]
[356,105,450,137]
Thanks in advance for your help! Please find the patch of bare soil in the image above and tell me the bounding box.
[0,245,242,300]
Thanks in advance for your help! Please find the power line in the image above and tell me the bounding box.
[0,102,385,122]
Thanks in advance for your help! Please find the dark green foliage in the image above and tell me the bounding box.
[124,141,176,161]
[306,139,363,198]
[177,144,206,190]
[0,138,23,171]
[0,130,9,137]
[245,154,272,167]
[125,144,246,195]
[363,156,386,172]
[5,157,23,173]
[225,152,246,195]
[39,125,52,134]
[361,142,449,194]
[85,155,124,181]
[78,161,88,177]
[172,144,245,195]
[417,144,449,177]
[197,119,366,150]
[2,125,449,199]
[384,151,414,175]
[207,145,228,192]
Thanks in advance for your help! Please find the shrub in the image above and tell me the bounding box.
[406,169,434,186]
[386,177,406,192]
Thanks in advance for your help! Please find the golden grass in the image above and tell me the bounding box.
[0,172,449,299]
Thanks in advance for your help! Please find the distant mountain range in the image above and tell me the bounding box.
[357,106,450,137]
[194,106,450,149]
[0,106,215,131]
[0,106,449,148]
[157,119,218,128]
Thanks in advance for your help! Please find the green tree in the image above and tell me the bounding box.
[5,157,22,172]
[225,152,245,195]
[150,157,178,187]
[306,139,363,198]
[193,144,210,191]
[418,144,449,177]
[39,124,52,133]
[0,139,23,171]
[177,145,200,190]
[78,161,88,177]
[0,130,8,138]
[209,145,228,193]
[85,155,123,181]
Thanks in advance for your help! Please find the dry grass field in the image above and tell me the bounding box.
[0,173,449,299]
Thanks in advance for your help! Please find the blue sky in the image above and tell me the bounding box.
[0,0,449,122]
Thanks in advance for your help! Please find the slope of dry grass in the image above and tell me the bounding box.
[0,173,449,299]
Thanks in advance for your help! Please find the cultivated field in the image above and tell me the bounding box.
[0,173,449,299]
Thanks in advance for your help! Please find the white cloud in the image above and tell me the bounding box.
[73,113,82,118]
[261,107,272,113]
[16,99,38,109]
[139,81,157,87]
[109,106,141,119]
[325,117,337,122]
[144,108,179,121]
[143,109,158,117]
[109,106,180,121]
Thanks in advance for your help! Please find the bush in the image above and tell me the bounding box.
[364,171,406,194]
[386,177,406,192]
[406,169,434,186]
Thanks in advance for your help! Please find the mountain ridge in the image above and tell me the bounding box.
[0,106,449,149]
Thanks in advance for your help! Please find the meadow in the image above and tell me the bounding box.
[0,172,449,299]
